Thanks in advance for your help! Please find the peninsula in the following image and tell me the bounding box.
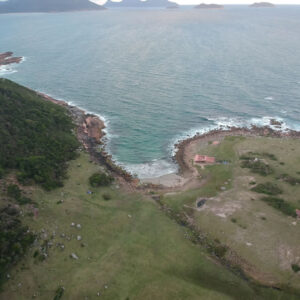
[1,76,300,299]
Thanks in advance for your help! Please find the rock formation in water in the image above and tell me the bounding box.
[194,3,224,9]
[0,52,22,66]
[0,0,105,13]
[105,0,177,8]
[249,2,275,7]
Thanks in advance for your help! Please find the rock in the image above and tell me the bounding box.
[61,233,66,238]
[6,274,10,279]
[97,292,101,296]
[128,214,132,218]
[77,235,82,241]
[71,222,75,227]
[70,253,79,260]
[220,186,226,191]
[76,224,81,229]
[81,243,87,247]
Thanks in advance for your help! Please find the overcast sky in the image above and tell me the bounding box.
[92,0,300,4]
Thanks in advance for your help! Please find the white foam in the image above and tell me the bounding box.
[0,56,26,76]
[264,96,274,101]
[121,159,177,179]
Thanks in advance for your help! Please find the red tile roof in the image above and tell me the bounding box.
[194,155,215,163]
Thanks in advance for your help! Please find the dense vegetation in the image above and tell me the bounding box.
[251,182,282,195]
[240,157,273,176]
[261,196,296,217]
[89,172,113,187]
[0,79,79,190]
[0,205,35,287]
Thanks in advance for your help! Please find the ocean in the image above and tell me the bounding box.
[1,6,300,178]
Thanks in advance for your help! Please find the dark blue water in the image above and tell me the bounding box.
[1,7,300,177]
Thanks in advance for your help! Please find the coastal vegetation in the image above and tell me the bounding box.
[0,78,79,190]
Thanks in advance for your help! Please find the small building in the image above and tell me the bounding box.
[194,154,215,164]
[212,141,220,145]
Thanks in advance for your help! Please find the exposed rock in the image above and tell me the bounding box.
[70,253,79,260]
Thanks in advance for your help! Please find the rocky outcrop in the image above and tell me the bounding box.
[0,52,22,66]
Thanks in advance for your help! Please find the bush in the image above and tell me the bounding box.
[0,167,4,179]
[261,196,296,217]
[291,264,300,273]
[241,159,273,176]
[277,174,300,186]
[89,172,113,187]
[102,193,111,201]
[7,184,21,200]
[251,182,282,195]
[54,286,65,300]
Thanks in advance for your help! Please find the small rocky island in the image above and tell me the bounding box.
[0,52,23,67]
[195,3,224,9]
[250,2,275,7]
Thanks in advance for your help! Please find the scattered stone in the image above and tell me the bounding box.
[246,242,252,246]
[97,292,101,296]
[60,244,65,250]
[71,222,75,227]
[70,253,79,260]
[128,214,132,218]
[81,243,87,247]
[292,221,297,226]
[77,235,82,241]
[18,282,22,288]
[60,233,66,238]
[6,274,10,279]
[76,224,81,229]
[104,285,108,289]
[220,186,226,191]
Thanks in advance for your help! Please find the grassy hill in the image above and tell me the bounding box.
[0,79,299,299]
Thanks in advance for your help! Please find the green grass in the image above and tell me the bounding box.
[161,135,300,295]
[1,153,286,300]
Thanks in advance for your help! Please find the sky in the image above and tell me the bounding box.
[92,0,300,4]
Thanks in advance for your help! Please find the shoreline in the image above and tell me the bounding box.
[38,92,135,186]
[40,90,300,190]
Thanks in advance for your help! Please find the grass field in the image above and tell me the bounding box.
[1,152,290,300]
[162,135,300,293]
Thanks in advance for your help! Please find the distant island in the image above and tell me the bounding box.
[105,0,177,8]
[195,3,224,9]
[0,0,105,13]
[249,2,275,7]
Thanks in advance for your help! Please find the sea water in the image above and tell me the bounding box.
[1,6,300,178]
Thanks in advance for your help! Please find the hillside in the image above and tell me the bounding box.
[0,0,105,13]
[0,79,299,299]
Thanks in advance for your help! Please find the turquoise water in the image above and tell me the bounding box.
[1,7,300,177]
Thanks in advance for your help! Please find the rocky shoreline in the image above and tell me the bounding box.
[38,92,134,184]
[0,52,23,67]
[174,125,300,175]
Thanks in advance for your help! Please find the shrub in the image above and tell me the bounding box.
[241,159,273,176]
[89,172,113,187]
[212,245,228,258]
[0,167,4,179]
[7,184,21,200]
[278,174,300,186]
[251,182,282,195]
[102,193,111,201]
[291,264,300,273]
[54,286,65,300]
[261,196,296,217]
[231,218,237,223]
